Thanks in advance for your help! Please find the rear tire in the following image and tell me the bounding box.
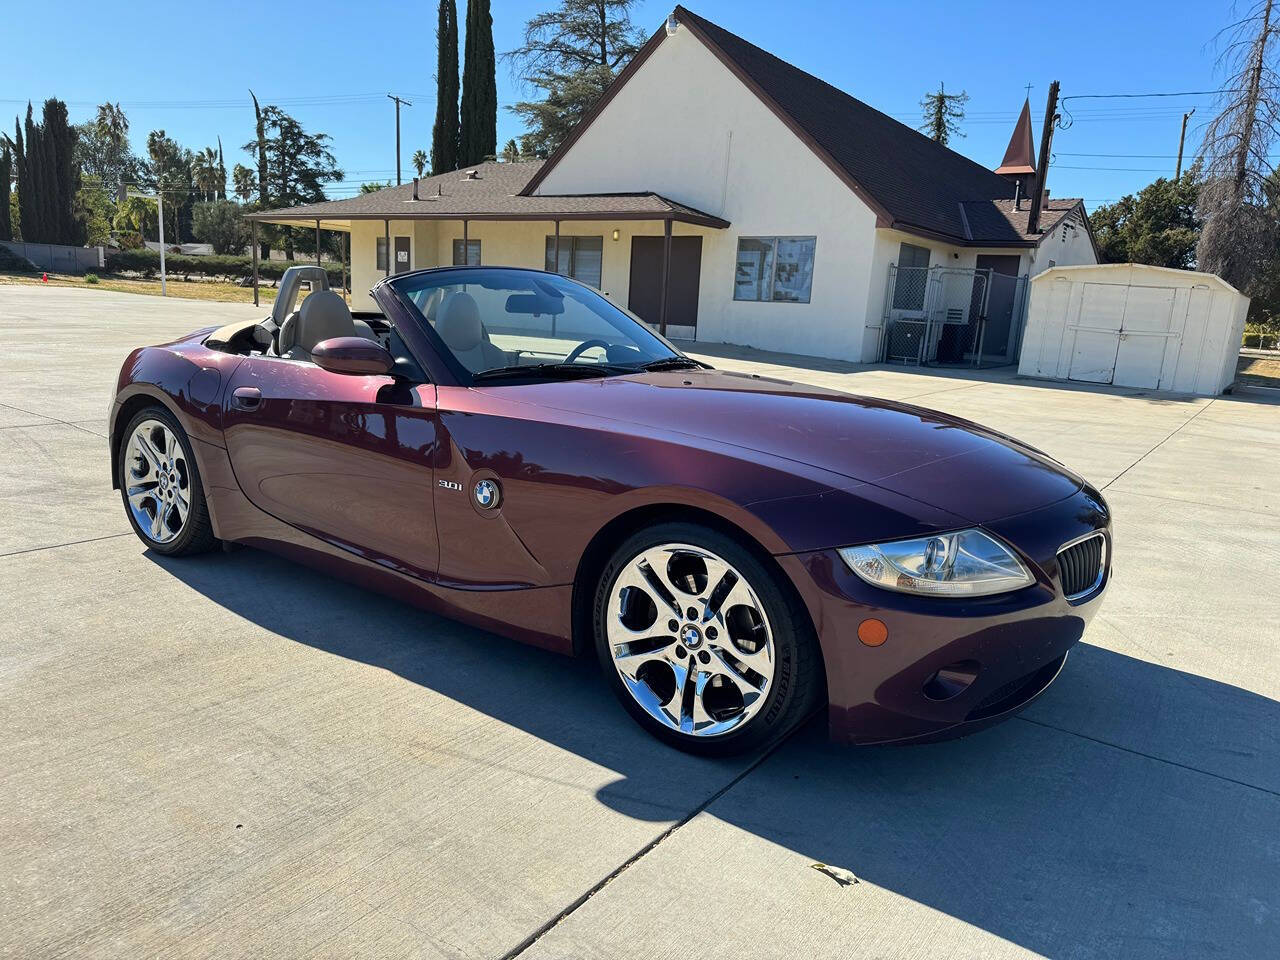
[593,522,822,756]
[118,405,218,556]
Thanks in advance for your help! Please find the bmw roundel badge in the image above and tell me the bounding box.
[473,478,501,510]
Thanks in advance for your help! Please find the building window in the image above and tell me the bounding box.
[453,239,481,265]
[733,236,816,303]
[892,242,930,311]
[545,235,603,288]
[376,236,388,272]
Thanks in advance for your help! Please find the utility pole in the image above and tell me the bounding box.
[1027,80,1060,236]
[1176,108,1195,179]
[387,94,412,185]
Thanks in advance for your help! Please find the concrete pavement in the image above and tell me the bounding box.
[1,286,1277,958]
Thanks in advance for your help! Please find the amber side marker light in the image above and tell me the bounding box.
[858,618,888,647]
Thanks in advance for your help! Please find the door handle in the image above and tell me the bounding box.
[231,386,262,411]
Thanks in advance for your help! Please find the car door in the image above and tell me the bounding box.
[221,356,440,580]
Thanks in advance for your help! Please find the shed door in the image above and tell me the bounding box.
[1067,283,1127,383]
[1113,286,1177,388]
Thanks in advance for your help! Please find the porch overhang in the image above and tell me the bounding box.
[244,199,731,231]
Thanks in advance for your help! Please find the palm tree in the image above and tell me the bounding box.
[192,147,222,202]
[411,149,428,177]
[501,138,520,163]
[232,163,256,202]
[95,102,128,152]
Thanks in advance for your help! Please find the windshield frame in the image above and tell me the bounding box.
[377,265,693,387]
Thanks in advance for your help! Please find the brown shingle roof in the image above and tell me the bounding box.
[246,161,729,227]
[960,198,1085,244]
[671,7,1034,244]
[525,6,1074,248]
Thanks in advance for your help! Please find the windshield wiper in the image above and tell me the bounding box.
[471,362,633,383]
[635,356,707,371]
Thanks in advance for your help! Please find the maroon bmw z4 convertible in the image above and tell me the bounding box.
[109,265,1111,755]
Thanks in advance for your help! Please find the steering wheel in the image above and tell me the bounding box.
[563,338,613,364]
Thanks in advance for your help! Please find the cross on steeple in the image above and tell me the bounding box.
[1024,82,1033,98]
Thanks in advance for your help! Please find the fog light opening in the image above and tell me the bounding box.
[923,660,981,701]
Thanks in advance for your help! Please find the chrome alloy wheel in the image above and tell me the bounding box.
[125,419,191,544]
[606,543,776,737]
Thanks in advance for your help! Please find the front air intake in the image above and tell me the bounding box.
[1057,533,1106,600]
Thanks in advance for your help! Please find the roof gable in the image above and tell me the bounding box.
[524,6,1033,244]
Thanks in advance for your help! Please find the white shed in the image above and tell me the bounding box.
[1017,264,1248,395]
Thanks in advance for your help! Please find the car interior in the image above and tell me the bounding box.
[203,266,423,379]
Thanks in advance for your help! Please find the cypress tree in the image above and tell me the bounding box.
[459,0,496,166]
[16,108,38,242]
[0,144,11,241]
[431,0,460,174]
[43,99,84,244]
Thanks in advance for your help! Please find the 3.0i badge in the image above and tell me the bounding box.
[473,478,501,510]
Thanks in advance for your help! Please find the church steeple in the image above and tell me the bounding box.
[996,98,1037,177]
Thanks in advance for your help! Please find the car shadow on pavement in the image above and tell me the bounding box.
[150,548,1280,959]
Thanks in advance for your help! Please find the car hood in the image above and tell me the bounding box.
[502,369,1082,524]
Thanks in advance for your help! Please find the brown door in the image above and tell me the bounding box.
[975,254,1021,360]
[628,236,702,335]
[394,236,412,274]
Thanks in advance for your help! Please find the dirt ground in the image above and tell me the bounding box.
[1237,352,1280,389]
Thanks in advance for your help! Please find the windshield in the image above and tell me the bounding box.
[389,267,690,382]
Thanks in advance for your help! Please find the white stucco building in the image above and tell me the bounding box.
[250,5,1098,364]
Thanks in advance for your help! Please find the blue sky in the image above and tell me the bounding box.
[1,0,1231,209]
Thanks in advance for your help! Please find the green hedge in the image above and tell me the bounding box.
[104,248,345,286]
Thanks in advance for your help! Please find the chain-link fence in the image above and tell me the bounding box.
[880,264,1028,368]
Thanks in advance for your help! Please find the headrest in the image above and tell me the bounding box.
[296,290,355,351]
[437,292,483,353]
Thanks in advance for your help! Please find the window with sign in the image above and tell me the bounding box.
[453,239,481,265]
[733,236,816,302]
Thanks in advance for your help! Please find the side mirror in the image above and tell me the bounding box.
[312,337,395,376]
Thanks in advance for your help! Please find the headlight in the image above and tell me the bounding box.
[837,529,1034,597]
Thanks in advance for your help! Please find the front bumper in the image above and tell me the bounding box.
[781,487,1111,745]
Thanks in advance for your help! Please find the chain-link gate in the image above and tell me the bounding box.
[879,264,1028,368]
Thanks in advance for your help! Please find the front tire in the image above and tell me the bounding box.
[593,522,821,756]
[118,406,218,556]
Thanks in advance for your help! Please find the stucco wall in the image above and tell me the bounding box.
[1026,207,1098,274]
[531,22,882,361]
[344,24,1098,361]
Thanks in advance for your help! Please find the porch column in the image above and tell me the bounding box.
[341,232,348,302]
[315,220,321,268]
[659,218,673,337]
[251,220,259,308]
[383,219,390,277]
[554,220,561,275]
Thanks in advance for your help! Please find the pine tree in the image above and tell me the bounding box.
[431,0,460,174]
[506,0,643,157]
[459,0,496,166]
[917,82,969,146]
